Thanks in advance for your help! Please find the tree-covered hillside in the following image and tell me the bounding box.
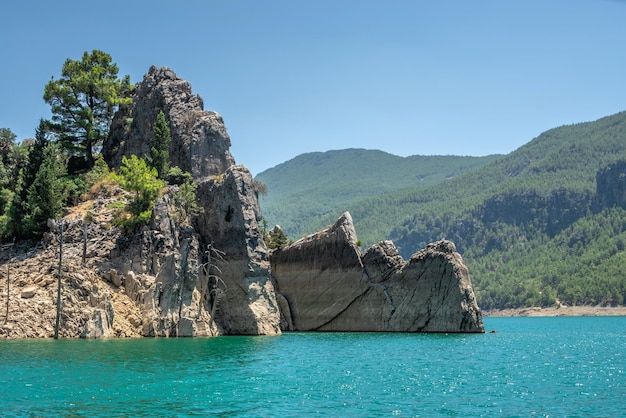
[258,111,626,309]
[386,111,626,309]
[256,149,501,242]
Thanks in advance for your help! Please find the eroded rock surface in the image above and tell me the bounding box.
[103,66,280,337]
[271,212,484,333]
[0,66,280,339]
[104,65,235,179]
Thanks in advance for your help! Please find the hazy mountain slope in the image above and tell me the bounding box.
[256,148,501,240]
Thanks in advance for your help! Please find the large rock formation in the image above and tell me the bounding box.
[104,65,235,179]
[101,66,281,336]
[0,66,280,339]
[0,66,482,338]
[271,212,484,333]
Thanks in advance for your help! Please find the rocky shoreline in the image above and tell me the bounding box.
[0,66,486,339]
[484,306,626,317]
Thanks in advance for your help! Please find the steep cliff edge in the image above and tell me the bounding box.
[104,65,235,179]
[102,66,281,336]
[0,66,280,338]
[271,212,484,333]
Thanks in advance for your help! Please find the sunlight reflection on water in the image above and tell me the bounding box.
[0,317,624,416]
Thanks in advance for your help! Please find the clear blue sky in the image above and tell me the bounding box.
[2,0,625,175]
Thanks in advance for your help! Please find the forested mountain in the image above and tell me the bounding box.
[256,149,501,240]
[257,111,626,309]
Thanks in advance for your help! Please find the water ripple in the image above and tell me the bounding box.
[0,317,625,416]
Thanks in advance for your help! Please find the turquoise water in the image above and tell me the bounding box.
[1,317,625,417]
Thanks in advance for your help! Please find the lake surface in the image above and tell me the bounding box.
[1,317,624,417]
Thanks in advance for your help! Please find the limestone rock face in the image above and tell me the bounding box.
[81,308,113,338]
[193,165,281,335]
[102,66,280,336]
[0,213,141,339]
[271,212,484,333]
[0,66,280,339]
[271,213,367,330]
[108,191,214,337]
[104,65,235,179]
[103,169,281,336]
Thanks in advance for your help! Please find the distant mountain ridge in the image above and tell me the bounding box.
[257,149,502,240]
[257,111,626,309]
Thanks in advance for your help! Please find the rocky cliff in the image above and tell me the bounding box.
[0,66,281,338]
[104,66,235,179]
[593,159,626,211]
[0,66,483,338]
[102,66,281,336]
[271,212,484,333]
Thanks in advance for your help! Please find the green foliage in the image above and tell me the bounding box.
[84,153,110,187]
[6,141,29,186]
[2,170,24,238]
[0,155,8,189]
[468,207,626,309]
[259,112,626,309]
[112,155,164,230]
[106,200,126,211]
[0,128,29,193]
[257,149,501,244]
[2,123,63,238]
[265,227,291,250]
[19,143,68,237]
[60,175,87,207]
[166,166,193,185]
[0,187,12,215]
[149,110,171,179]
[0,128,17,163]
[20,120,50,200]
[173,178,203,225]
[43,50,131,169]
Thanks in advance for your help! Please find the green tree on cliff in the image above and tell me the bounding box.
[149,110,171,179]
[2,121,51,237]
[43,50,131,169]
[20,120,50,201]
[114,155,164,226]
[0,128,29,187]
[21,143,67,236]
[173,178,203,225]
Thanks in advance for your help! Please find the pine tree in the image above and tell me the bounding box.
[173,179,203,225]
[149,110,171,179]
[2,171,23,238]
[115,155,164,223]
[22,143,67,237]
[43,50,131,169]
[3,120,51,237]
[0,128,16,164]
[20,120,50,203]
